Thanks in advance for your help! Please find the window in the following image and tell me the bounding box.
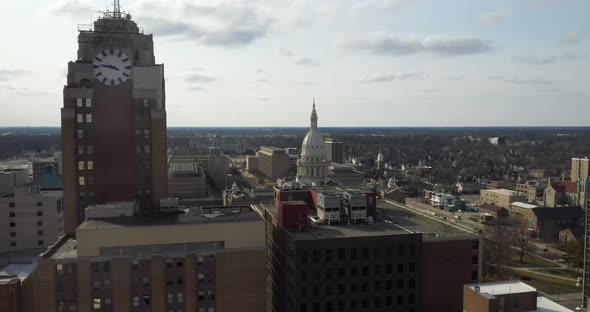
[104,298,111,305]
[37,201,43,207]
[9,222,15,227]
[142,277,150,287]
[92,280,101,290]
[198,291,205,301]
[9,212,15,217]
[397,263,404,273]
[77,114,83,123]
[79,176,85,186]
[144,145,150,153]
[87,145,93,154]
[207,290,215,300]
[85,98,92,107]
[78,145,84,155]
[56,264,64,275]
[409,263,415,273]
[87,161,94,170]
[177,276,183,285]
[38,240,44,245]
[143,99,150,107]
[103,261,110,272]
[10,232,15,237]
[76,98,83,107]
[104,280,111,288]
[144,129,150,137]
[37,211,43,216]
[198,273,205,282]
[10,242,16,247]
[143,296,150,305]
[93,299,101,310]
[79,192,85,201]
[88,176,93,184]
[77,129,84,139]
[176,260,183,268]
[136,145,141,153]
[167,293,173,303]
[91,262,99,272]
[9,202,15,208]
[78,161,85,170]
[86,114,92,123]
[132,260,139,270]
[132,296,140,306]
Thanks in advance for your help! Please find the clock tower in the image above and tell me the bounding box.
[61,2,167,234]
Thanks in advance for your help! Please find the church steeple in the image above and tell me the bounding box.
[310,98,318,130]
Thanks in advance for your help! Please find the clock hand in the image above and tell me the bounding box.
[100,64,120,71]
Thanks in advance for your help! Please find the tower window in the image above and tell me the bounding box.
[77,114,84,123]
[86,114,93,123]
[78,161,85,170]
[79,176,85,186]
[77,129,84,139]
[76,98,83,107]
[87,161,94,170]
[85,98,92,107]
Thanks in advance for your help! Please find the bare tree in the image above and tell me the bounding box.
[485,223,513,276]
[512,219,530,264]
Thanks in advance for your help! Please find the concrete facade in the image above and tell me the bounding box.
[168,162,207,198]
[325,138,344,164]
[572,157,590,182]
[256,147,289,181]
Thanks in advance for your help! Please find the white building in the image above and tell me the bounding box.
[297,101,330,185]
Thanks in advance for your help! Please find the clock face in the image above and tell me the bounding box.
[92,49,131,87]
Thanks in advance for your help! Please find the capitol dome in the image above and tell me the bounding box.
[297,100,330,185]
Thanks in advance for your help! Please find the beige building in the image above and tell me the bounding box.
[480,189,526,209]
[28,205,266,312]
[246,155,258,173]
[329,163,365,186]
[256,147,289,180]
[571,157,590,182]
[168,162,207,198]
[0,169,64,253]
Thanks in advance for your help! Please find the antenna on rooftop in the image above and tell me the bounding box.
[113,0,121,16]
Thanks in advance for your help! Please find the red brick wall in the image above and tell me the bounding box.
[422,240,477,312]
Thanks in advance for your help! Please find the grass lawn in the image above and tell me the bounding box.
[530,268,581,280]
[507,253,559,268]
[485,265,580,295]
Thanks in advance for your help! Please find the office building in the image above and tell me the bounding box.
[329,163,365,186]
[61,5,167,233]
[463,281,571,312]
[264,187,481,312]
[168,162,207,198]
[572,157,590,182]
[0,168,63,253]
[256,147,289,180]
[297,101,330,185]
[480,189,526,209]
[325,138,344,164]
[246,155,259,173]
[27,205,265,312]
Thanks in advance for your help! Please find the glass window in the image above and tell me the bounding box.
[132,296,139,306]
[143,99,150,107]
[177,292,184,303]
[144,145,150,153]
[93,298,100,310]
[76,98,83,107]
[9,212,15,217]
[78,161,85,170]
[37,210,43,216]
[79,176,85,186]
[104,298,111,305]
[9,222,15,227]
[85,98,92,107]
[77,114,83,123]
[87,145,93,154]
[10,241,16,247]
[77,129,84,139]
[167,293,173,304]
[78,145,84,154]
[10,232,16,237]
[86,114,92,123]
[56,264,64,274]
[87,161,94,170]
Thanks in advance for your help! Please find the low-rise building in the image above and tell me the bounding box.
[463,281,572,312]
[523,206,584,240]
[455,181,481,194]
[544,181,578,207]
[479,204,509,221]
[329,163,365,186]
[480,189,526,209]
[246,155,258,173]
[509,201,539,215]
[168,162,207,198]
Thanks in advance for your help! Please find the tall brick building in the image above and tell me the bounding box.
[61,4,167,234]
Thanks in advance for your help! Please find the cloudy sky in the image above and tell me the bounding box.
[1,0,588,127]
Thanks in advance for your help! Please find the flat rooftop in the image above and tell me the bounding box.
[264,200,479,241]
[465,280,536,296]
[42,236,78,260]
[78,206,261,230]
[169,162,202,176]
[483,188,518,195]
[511,202,538,209]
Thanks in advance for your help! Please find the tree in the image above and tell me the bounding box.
[485,223,513,276]
[512,219,530,264]
[562,240,584,272]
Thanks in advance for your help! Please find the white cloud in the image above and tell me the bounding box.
[362,72,428,83]
[0,69,31,81]
[489,76,552,86]
[341,33,494,56]
[477,8,511,27]
[295,58,321,67]
[48,0,96,18]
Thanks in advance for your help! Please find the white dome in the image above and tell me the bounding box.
[301,130,326,158]
[297,100,330,185]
